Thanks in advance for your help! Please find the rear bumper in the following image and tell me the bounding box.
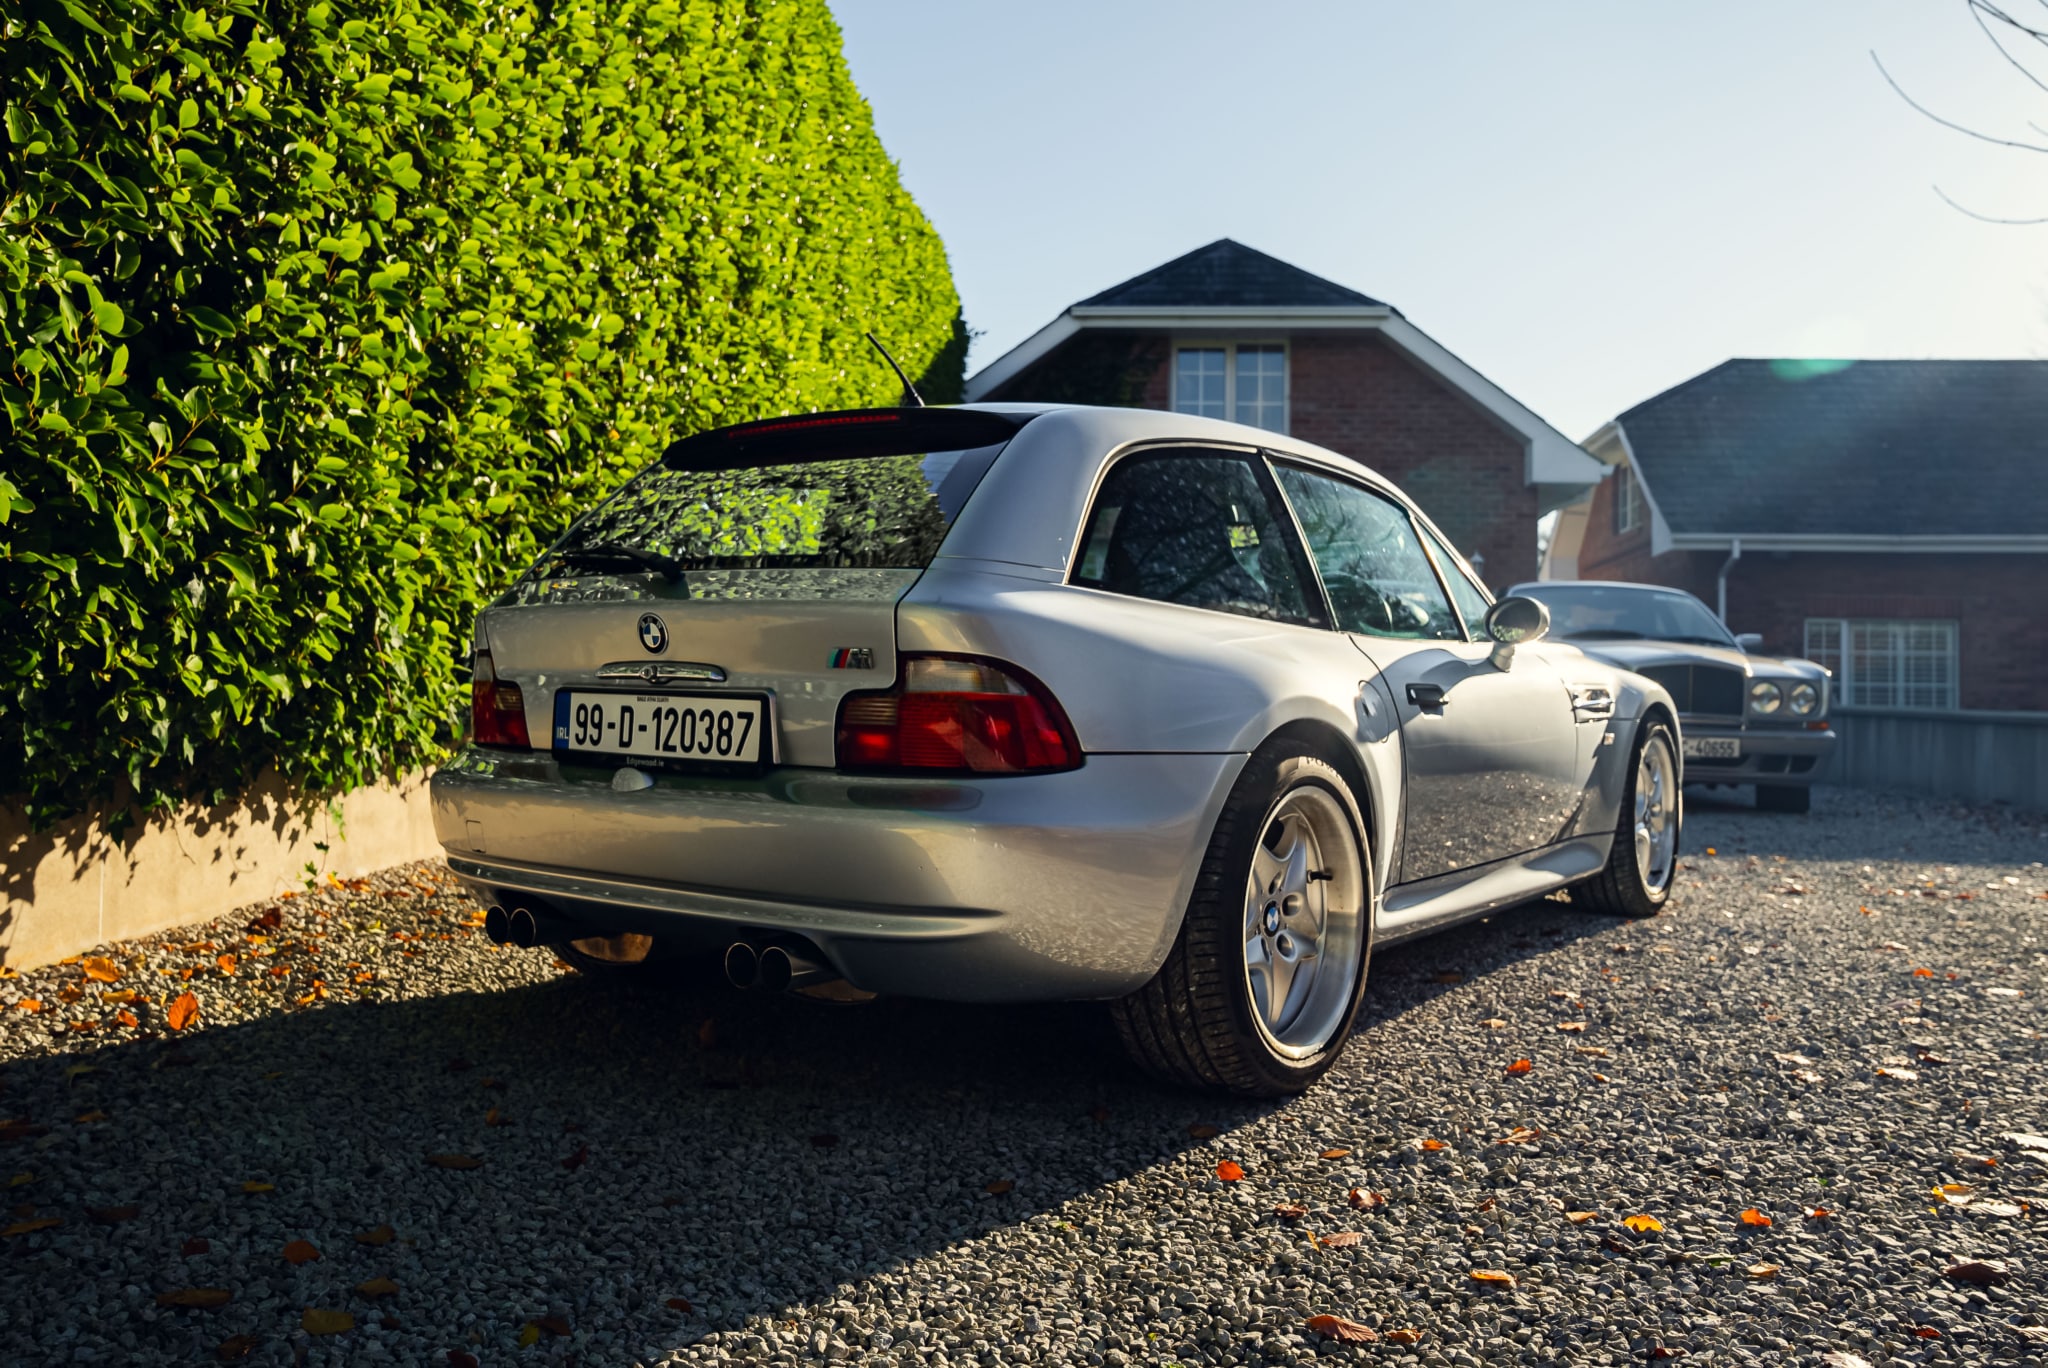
[430,748,1243,1001]
[1679,720,1836,786]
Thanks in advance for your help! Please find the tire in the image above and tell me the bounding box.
[1112,743,1373,1096]
[1573,718,1681,919]
[1755,783,1811,814]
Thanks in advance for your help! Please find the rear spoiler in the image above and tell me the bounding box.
[661,407,1034,472]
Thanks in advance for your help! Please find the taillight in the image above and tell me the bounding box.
[835,655,1080,775]
[470,649,530,749]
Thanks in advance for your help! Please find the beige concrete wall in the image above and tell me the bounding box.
[0,772,442,970]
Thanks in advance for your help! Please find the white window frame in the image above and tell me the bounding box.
[1803,617,1958,711]
[1612,465,1643,535]
[1171,340,1289,434]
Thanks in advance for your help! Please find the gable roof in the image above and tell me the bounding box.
[1614,359,2048,544]
[1073,238,1391,310]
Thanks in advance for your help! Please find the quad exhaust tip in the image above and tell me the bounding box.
[483,905,511,945]
[508,906,544,950]
[723,941,760,990]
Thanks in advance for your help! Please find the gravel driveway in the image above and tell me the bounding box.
[1,785,2044,1367]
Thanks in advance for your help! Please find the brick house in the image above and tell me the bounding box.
[1547,359,2048,712]
[965,239,1602,588]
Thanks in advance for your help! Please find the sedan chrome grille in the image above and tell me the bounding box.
[1638,664,1744,719]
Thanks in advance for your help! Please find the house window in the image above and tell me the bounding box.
[1612,465,1644,535]
[1172,343,1288,433]
[1804,618,1958,710]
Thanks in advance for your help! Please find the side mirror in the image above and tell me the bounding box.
[1483,596,1550,671]
[1734,632,1764,653]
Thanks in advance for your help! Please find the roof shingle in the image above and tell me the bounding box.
[1075,239,1389,310]
[1619,359,2048,538]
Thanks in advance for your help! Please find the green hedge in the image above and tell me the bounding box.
[0,0,964,828]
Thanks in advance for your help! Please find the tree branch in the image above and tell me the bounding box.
[1933,183,2048,222]
[1871,50,2048,152]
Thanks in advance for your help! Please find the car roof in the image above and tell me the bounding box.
[956,402,1397,488]
[1511,579,1706,600]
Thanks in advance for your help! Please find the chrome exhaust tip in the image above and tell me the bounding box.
[723,942,760,990]
[508,906,542,950]
[483,905,512,945]
[757,944,831,993]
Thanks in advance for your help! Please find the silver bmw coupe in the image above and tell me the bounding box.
[435,404,1681,1094]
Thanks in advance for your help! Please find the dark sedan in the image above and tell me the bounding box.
[1509,580,1835,812]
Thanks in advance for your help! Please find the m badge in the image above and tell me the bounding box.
[828,647,875,670]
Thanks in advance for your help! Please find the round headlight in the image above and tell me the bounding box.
[1788,682,1820,716]
[1749,680,1783,714]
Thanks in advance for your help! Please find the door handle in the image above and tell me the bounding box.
[1406,682,1447,711]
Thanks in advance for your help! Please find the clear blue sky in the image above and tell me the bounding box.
[832,0,2048,440]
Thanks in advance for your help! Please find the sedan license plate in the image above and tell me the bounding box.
[553,691,766,767]
[1682,736,1739,760]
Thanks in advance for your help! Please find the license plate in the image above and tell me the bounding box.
[553,691,767,767]
[1683,736,1739,760]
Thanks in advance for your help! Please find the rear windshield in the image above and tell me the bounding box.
[534,443,1006,577]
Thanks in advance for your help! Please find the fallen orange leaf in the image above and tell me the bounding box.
[1319,1148,1351,1160]
[1622,1214,1664,1233]
[1384,1328,1424,1345]
[1187,1123,1221,1139]
[984,1179,1015,1195]
[166,992,199,1032]
[116,1010,139,1028]
[1556,1021,1587,1033]
[1504,1058,1533,1075]
[300,1308,353,1335]
[354,1277,399,1298]
[282,1240,320,1265]
[1274,1202,1308,1220]
[81,957,120,983]
[484,1108,506,1128]
[1305,1314,1377,1343]
[1469,1269,1517,1286]
[1496,1127,1541,1146]
[1747,1263,1780,1279]
[1912,967,1935,978]
[1943,1260,2010,1286]
[1738,1208,1772,1227]
[2,1217,61,1237]
[1480,1018,1509,1030]
[1419,1138,1446,1151]
[664,1297,693,1313]
[1565,1211,1598,1224]
[14,999,42,1014]
[1319,1231,1364,1248]
[1803,1207,1832,1220]
[241,1181,275,1194]
[355,1225,396,1246]
[1348,1188,1386,1209]
[1215,1160,1245,1182]
[216,954,237,976]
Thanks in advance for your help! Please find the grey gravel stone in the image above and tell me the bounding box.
[0,786,2043,1364]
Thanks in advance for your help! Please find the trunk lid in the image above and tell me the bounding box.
[475,407,1032,769]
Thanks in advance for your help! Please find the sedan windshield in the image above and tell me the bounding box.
[1517,584,1735,647]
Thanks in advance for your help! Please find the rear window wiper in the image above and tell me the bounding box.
[551,541,684,580]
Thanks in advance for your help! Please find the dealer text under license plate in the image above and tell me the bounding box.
[554,692,765,765]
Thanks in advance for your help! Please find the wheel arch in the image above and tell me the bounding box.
[1259,718,1387,902]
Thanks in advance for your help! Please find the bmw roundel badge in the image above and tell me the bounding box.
[637,612,667,654]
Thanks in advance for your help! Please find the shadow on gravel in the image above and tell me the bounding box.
[3,894,1614,1353]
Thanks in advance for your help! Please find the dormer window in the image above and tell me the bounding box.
[1612,464,1645,535]
[1173,343,1288,433]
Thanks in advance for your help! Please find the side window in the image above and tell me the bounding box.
[1419,523,1490,639]
[1073,451,1320,626]
[1272,465,1462,641]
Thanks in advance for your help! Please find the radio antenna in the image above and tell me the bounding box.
[865,332,926,408]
